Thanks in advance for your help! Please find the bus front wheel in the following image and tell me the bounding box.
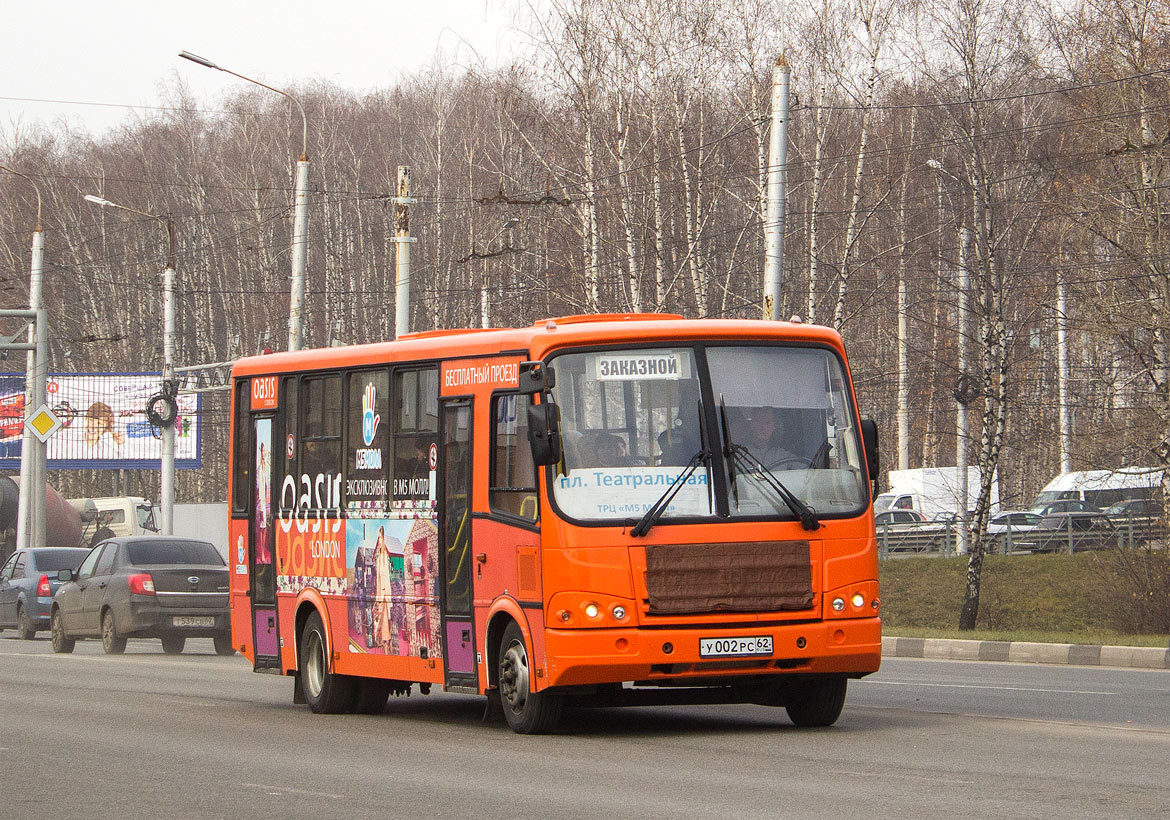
[784,676,848,727]
[299,611,355,714]
[497,621,563,734]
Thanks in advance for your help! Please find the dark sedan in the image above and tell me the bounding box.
[51,536,233,655]
[0,547,91,639]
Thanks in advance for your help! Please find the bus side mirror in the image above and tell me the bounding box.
[860,418,879,484]
[527,401,563,467]
[518,361,555,394]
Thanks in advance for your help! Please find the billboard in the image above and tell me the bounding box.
[0,373,200,469]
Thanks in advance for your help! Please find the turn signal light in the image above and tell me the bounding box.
[128,573,156,595]
[36,574,51,597]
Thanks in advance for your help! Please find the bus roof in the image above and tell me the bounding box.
[231,315,847,377]
[1039,468,1164,493]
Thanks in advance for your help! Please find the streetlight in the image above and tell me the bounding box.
[179,50,310,352]
[84,195,177,535]
[1,165,47,550]
[927,159,972,556]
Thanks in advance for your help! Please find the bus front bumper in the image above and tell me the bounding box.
[542,616,881,689]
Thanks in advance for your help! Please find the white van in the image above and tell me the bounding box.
[873,467,999,519]
[1030,469,1163,512]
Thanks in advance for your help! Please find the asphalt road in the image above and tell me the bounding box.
[1,634,1167,819]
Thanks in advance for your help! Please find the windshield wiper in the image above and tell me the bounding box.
[718,397,821,531]
[630,448,709,537]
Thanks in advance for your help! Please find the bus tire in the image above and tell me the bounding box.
[498,621,563,734]
[784,676,847,727]
[299,611,355,714]
[352,679,392,714]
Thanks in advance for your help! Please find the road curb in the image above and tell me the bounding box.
[883,636,1170,670]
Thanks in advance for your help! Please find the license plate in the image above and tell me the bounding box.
[699,635,773,658]
[173,616,215,628]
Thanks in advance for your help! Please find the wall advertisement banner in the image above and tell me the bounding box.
[0,372,201,469]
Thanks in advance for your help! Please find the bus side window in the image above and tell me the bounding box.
[278,376,298,514]
[393,368,438,506]
[300,374,342,497]
[231,380,250,514]
[490,394,539,522]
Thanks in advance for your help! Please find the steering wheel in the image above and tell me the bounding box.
[764,455,808,471]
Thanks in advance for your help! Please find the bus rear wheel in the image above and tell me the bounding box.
[497,621,563,734]
[784,676,848,727]
[299,611,355,714]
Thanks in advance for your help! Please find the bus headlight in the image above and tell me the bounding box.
[612,605,627,620]
[851,593,866,608]
[584,603,600,619]
[831,597,846,611]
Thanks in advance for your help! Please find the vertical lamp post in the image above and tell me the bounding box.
[1,165,47,549]
[762,54,791,321]
[84,196,177,535]
[179,50,310,351]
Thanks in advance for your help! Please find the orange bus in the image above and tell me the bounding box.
[227,314,881,733]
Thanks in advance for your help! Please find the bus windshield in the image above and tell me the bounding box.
[549,344,867,523]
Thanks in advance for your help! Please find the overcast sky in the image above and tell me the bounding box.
[1,0,524,139]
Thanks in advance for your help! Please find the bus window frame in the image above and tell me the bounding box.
[298,371,344,516]
[344,366,391,511]
[541,339,869,529]
[231,378,251,516]
[487,388,541,531]
[392,365,440,509]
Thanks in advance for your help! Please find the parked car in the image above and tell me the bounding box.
[874,509,931,529]
[1024,511,1119,553]
[0,547,91,639]
[50,536,233,655]
[1030,499,1098,516]
[1102,498,1163,519]
[986,511,1041,534]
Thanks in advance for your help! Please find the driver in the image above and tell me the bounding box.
[740,407,803,469]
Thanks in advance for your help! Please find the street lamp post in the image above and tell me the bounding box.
[179,50,310,351]
[84,195,177,535]
[1,165,47,550]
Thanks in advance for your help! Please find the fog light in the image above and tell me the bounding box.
[612,605,627,620]
[851,593,865,608]
[584,603,600,619]
[831,597,845,611]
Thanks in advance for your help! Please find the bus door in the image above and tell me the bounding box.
[250,415,280,670]
[439,399,476,689]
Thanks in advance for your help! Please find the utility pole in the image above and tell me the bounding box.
[394,166,415,338]
[2,165,47,550]
[84,195,178,534]
[160,219,176,535]
[762,54,790,320]
[178,51,309,352]
[289,156,310,351]
[956,226,971,556]
[1056,260,1071,474]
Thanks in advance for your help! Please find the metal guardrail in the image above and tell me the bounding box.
[877,517,1167,560]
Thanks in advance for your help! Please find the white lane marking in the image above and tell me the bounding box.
[861,680,1118,696]
[240,783,345,800]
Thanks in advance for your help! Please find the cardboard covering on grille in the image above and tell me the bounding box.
[644,541,813,614]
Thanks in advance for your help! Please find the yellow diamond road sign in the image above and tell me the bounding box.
[26,404,62,443]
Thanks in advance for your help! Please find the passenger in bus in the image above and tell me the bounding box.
[737,407,804,470]
[590,432,633,467]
